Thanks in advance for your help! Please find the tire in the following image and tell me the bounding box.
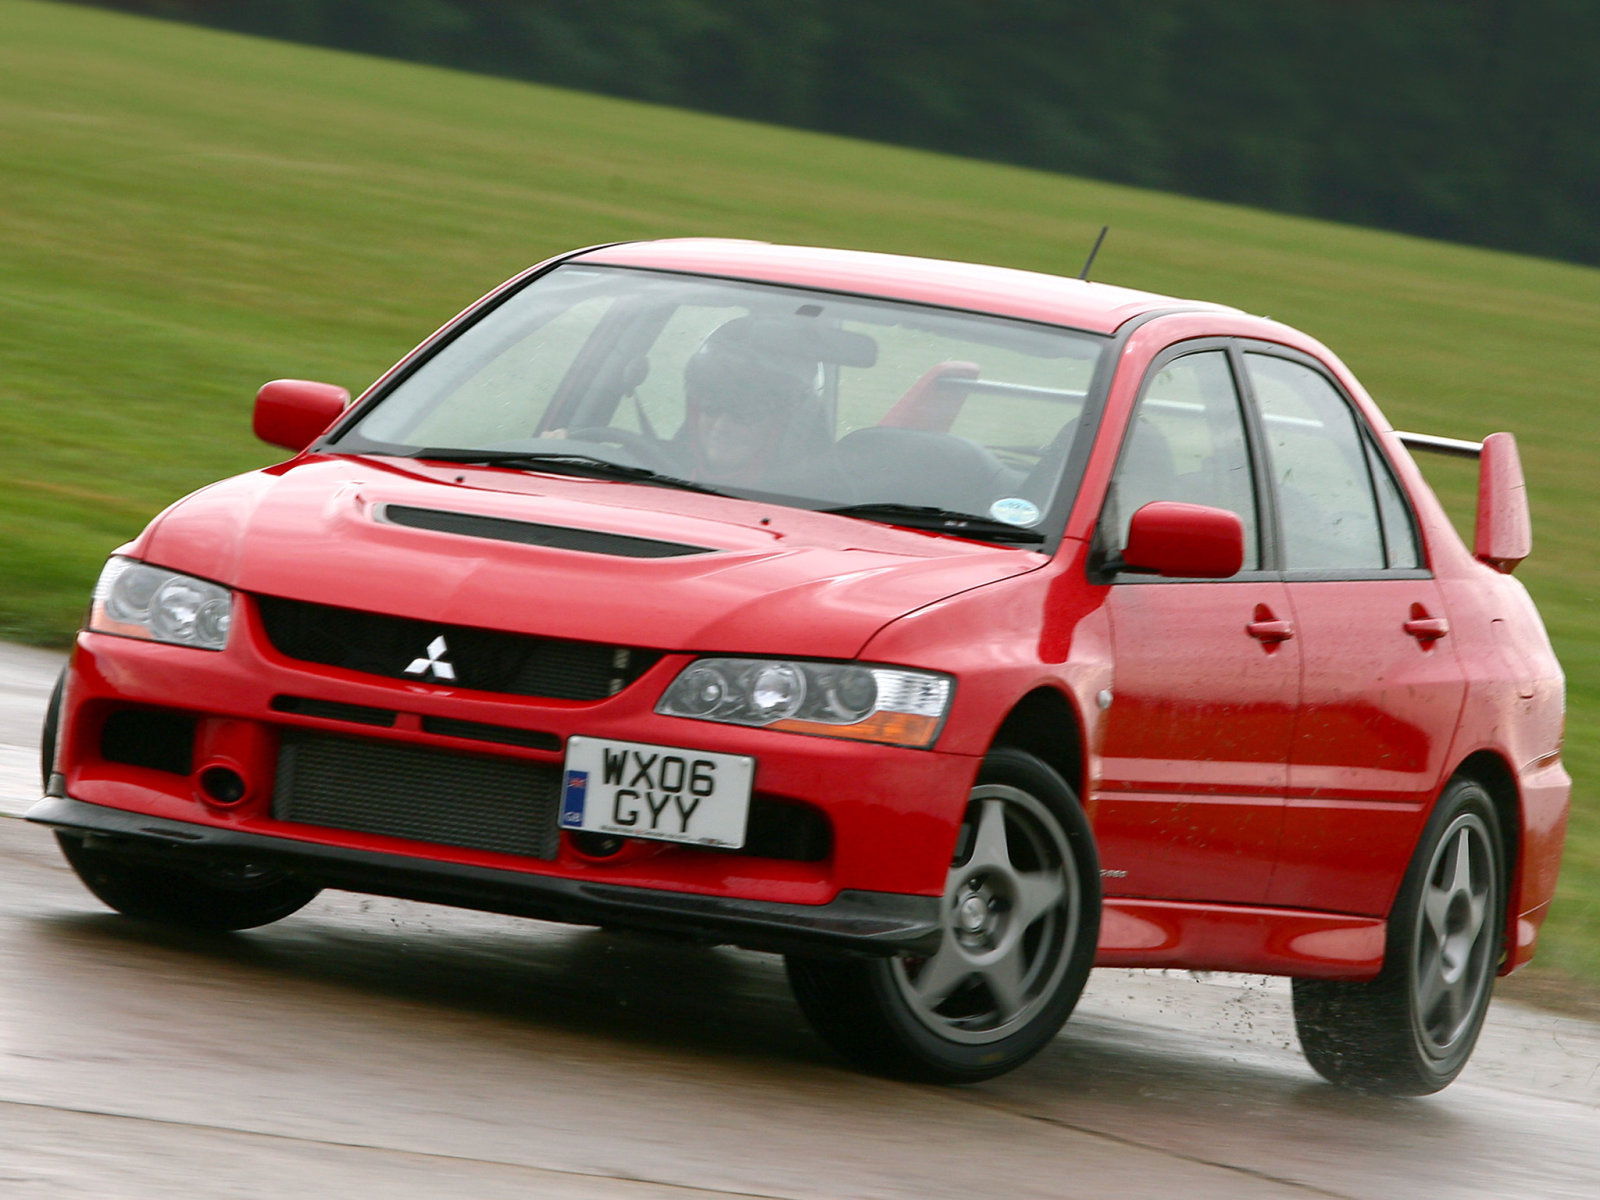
[56,833,321,932]
[40,666,65,788]
[1293,777,1504,1095]
[786,748,1100,1083]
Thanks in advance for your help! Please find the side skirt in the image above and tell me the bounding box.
[1097,897,1386,980]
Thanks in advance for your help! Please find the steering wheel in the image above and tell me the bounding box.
[564,427,681,473]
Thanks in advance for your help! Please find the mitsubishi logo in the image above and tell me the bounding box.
[404,635,457,681]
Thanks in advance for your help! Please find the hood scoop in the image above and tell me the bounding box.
[382,505,716,559]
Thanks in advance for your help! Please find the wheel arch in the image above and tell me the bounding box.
[1449,749,1521,960]
[987,686,1086,802]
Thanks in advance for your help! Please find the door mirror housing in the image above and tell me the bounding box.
[254,379,350,452]
[1118,501,1245,579]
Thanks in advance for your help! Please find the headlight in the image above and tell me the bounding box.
[657,658,953,748]
[89,557,234,651]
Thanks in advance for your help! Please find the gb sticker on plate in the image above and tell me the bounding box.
[561,736,754,849]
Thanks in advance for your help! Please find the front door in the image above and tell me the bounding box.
[1094,348,1296,904]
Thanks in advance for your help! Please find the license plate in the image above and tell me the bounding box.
[560,736,754,849]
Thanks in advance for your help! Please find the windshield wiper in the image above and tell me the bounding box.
[402,449,731,496]
[819,502,1047,544]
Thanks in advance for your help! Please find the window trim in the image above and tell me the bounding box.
[1090,338,1277,584]
[1233,341,1430,582]
[1092,337,1434,585]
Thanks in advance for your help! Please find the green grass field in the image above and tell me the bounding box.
[3,0,1597,983]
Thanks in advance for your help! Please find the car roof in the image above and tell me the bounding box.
[576,238,1240,336]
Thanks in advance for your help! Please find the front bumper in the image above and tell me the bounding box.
[60,625,974,903]
[29,791,943,958]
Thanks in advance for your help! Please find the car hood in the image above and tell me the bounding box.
[135,456,1048,659]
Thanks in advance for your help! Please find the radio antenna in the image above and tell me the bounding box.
[1078,226,1109,281]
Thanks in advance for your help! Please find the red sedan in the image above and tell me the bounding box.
[33,239,1568,1091]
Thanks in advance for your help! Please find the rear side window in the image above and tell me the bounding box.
[1246,354,1390,572]
[1365,439,1422,568]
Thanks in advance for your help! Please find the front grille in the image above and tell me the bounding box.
[420,716,562,752]
[271,695,397,727]
[273,731,561,859]
[255,595,660,700]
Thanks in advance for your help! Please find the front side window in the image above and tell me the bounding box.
[335,266,1108,542]
[1105,349,1261,571]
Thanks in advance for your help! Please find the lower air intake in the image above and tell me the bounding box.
[273,731,561,860]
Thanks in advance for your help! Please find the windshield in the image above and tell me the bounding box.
[334,265,1107,537]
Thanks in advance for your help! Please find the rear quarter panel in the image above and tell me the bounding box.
[1436,566,1570,968]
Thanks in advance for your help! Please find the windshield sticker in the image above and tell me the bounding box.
[989,497,1042,527]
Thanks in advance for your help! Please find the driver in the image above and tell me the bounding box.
[677,316,827,483]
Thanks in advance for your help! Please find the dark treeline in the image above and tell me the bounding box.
[72,0,1600,266]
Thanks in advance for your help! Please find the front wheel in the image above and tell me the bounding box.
[787,749,1100,1082]
[57,834,321,932]
[1293,777,1505,1095]
[40,666,65,787]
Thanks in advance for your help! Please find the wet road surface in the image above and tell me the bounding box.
[2,643,1596,1198]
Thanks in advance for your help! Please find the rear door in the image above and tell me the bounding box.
[1239,349,1467,915]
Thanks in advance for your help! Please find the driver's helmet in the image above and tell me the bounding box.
[683,316,817,420]
[680,317,821,478]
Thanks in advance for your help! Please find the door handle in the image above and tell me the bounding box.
[1247,619,1295,643]
[1404,617,1450,642]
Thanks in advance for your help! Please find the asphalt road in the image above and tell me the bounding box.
[2,642,1596,1199]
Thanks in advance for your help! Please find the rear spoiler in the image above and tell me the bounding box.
[1396,430,1531,574]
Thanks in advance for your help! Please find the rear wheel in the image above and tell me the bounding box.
[1293,777,1504,1095]
[787,749,1100,1082]
[56,833,321,932]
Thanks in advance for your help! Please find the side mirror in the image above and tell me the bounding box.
[1119,501,1245,578]
[1475,431,1531,574]
[253,379,350,452]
